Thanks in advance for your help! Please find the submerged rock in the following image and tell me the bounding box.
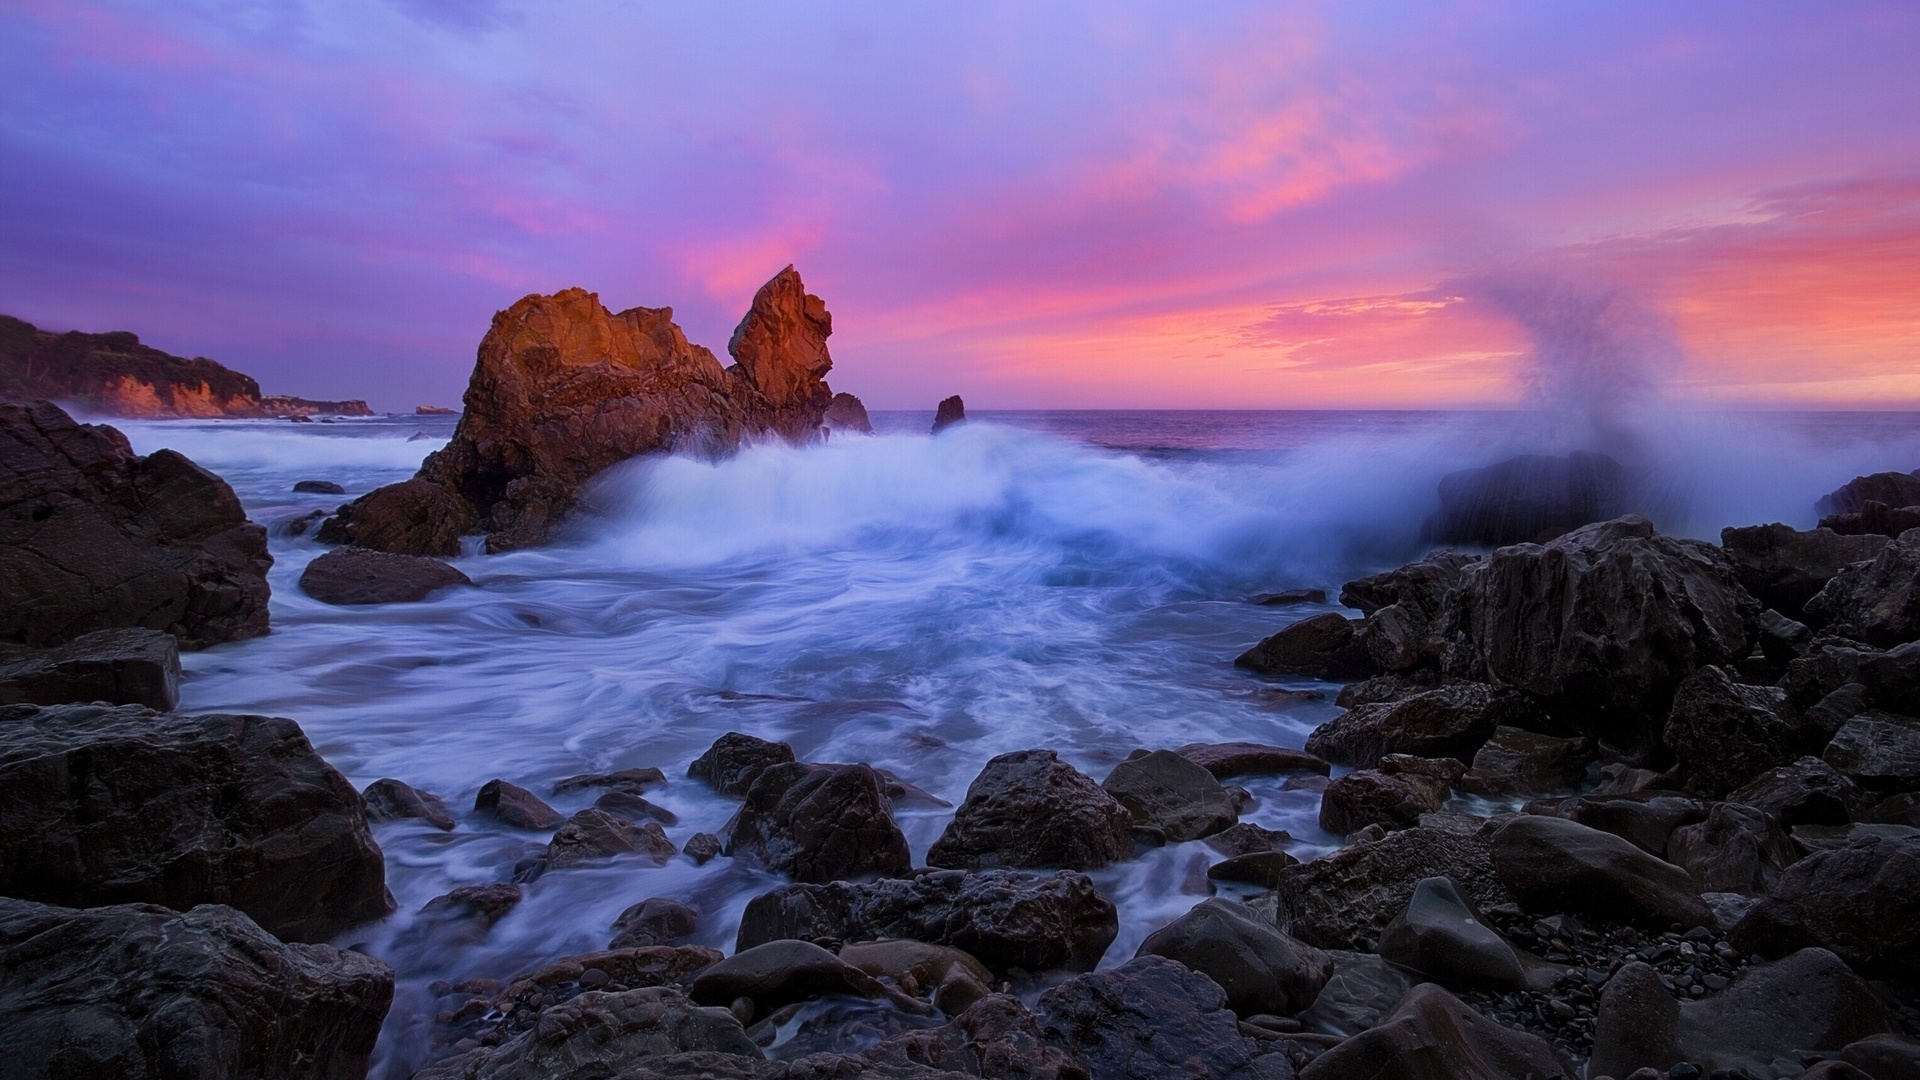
[737,868,1117,974]
[0,898,393,1080]
[0,626,179,710]
[321,266,841,554]
[0,702,392,942]
[928,749,1132,871]
[1177,742,1329,779]
[1422,450,1627,546]
[298,546,472,605]
[0,399,271,649]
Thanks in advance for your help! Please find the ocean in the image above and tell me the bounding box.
[108,407,1920,1072]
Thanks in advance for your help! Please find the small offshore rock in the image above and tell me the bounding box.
[362,776,456,831]
[931,394,966,434]
[1178,741,1330,779]
[608,898,699,950]
[299,547,472,606]
[473,778,564,830]
[293,479,346,494]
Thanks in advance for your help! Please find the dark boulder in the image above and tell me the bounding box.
[1487,814,1712,928]
[1439,515,1757,746]
[1729,831,1920,975]
[547,808,677,870]
[362,776,456,830]
[0,626,179,709]
[1135,898,1332,1018]
[737,869,1117,974]
[1207,850,1301,888]
[932,395,966,434]
[1817,471,1920,517]
[1341,551,1481,671]
[1663,665,1803,797]
[1176,742,1329,779]
[474,778,565,830]
[1297,982,1568,1080]
[1317,759,1454,836]
[1720,523,1888,617]
[314,476,474,557]
[1459,726,1591,796]
[1806,531,1920,646]
[824,391,873,434]
[1842,1035,1920,1080]
[1292,951,1417,1039]
[0,702,391,942]
[609,898,699,950]
[1235,612,1374,680]
[1525,789,1707,857]
[298,546,472,605]
[1728,756,1873,827]
[1205,822,1295,857]
[1824,710,1920,789]
[0,399,271,649]
[688,731,797,797]
[927,750,1132,871]
[1821,499,1920,538]
[554,766,667,795]
[294,479,345,493]
[0,899,393,1080]
[688,939,923,1017]
[725,762,910,883]
[1305,681,1519,768]
[414,987,758,1079]
[1268,826,1511,952]
[1422,449,1626,546]
[1037,955,1295,1080]
[1378,876,1531,990]
[1588,960,1680,1079]
[865,992,1082,1080]
[1667,802,1798,895]
[1101,749,1236,842]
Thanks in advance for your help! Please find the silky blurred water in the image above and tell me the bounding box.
[110,407,1920,1074]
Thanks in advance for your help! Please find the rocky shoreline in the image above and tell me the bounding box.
[6,279,1920,1078]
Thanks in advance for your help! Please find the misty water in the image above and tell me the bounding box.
[114,408,1920,1073]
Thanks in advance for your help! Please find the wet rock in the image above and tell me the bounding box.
[609,898,699,950]
[0,626,179,709]
[1102,749,1237,842]
[1818,471,1920,518]
[415,987,758,1079]
[1205,822,1294,857]
[0,702,391,942]
[689,939,924,1017]
[474,778,565,830]
[484,945,724,1036]
[685,832,723,864]
[0,898,392,1080]
[1317,764,1452,836]
[927,750,1132,871]
[1347,551,1481,671]
[1869,791,1920,826]
[1720,523,1890,619]
[547,808,677,870]
[931,395,966,434]
[1667,948,1892,1076]
[824,391,873,434]
[0,399,271,649]
[1526,790,1707,857]
[1293,951,1416,1038]
[1038,955,1294,1080]
[866,992,1081,1079]
[1729,831,1920,974]
[1439,516,1758,747]
[1377,876,1531,990]
[1807,532,1920,646]
[737,869,1117,975]
[1422,449,1627,546]
[1297,982,1568,1080]
[1488,815,1713,929]
[294,478,346,494]
[1178,742,1330,779]
[1727,756,1873,826]
[1757,607,1816,666]
[1236,611,1375,680]
[1824,710,1920,789]
[1459,726,1591,796]
[1306,681,1519,769]
[1588,961,1681,1079]
[414,884,523,947]
[1667,802,1797,895]
[299,546,472,605]
[362,776,456,830]
[1136,897,1332,1018]
[1208,850,1300,888]
[324,267,840,554]
[591,790,678,826]
[1268,826,1512,952]
[725,762,911,883]
[1591,762,1662,795]
[689,732,798,797]
[1663,665,1802,797]
[554,766,667,794]
[1255,588,1327,606]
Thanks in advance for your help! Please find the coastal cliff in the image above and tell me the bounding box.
[0,315,370,418]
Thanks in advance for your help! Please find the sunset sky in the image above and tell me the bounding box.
[2,1,1916,411]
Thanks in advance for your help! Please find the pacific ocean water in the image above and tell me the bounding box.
[108,407,1920,1073]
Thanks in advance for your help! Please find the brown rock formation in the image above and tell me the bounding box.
[322,265,841,554]
[0,315,370,419]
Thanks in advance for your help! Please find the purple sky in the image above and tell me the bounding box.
[2,1,1916,410]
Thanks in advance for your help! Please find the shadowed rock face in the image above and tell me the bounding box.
[0,399,271,648]
[1422,450,1627,546]
[321,266,841,554]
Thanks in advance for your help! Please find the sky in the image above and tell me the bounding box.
[1,1,1917,411]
